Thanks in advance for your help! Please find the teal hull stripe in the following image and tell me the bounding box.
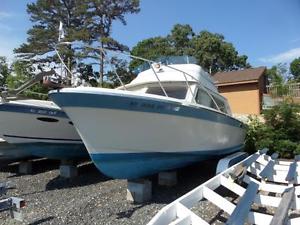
[0,103,68,118]
[49,92,245,128]
[15,142,88,160]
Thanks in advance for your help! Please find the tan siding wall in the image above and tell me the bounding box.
[217,83,261,115]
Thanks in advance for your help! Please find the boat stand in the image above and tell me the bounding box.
[127,152,248,203]
[0,181,25,221]
[127,179,152,203]
[148,149,300,225]
[18,160,33,174]
[60,160,78,178]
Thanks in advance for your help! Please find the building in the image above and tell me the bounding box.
[213,67,267,115]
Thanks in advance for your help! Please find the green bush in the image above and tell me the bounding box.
[245,100,300,158]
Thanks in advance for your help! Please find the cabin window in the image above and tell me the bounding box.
[195,88,218,109]
[146,86,187,99]
[195,88,228,114]
[211,96,228,113]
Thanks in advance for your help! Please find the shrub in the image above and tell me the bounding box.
[245,100,300,158]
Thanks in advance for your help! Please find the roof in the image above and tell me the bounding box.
[123,63,218,92]
[213,67,266,86]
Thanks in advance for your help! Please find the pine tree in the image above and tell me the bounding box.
[80,0,140,86]
[15,0,140,85]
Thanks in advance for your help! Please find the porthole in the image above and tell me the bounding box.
[37,117,59,122]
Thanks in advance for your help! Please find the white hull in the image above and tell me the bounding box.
[66,107,244,154]
[0,100,81,144]
[50,87,246,178]
[0,99,87,159]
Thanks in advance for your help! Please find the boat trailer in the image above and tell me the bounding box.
[148,149,300,225]
[0,181,25,221]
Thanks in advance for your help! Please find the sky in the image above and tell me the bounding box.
[0,0,300,68]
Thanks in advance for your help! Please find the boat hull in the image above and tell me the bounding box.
[0,140,31,161]
[0,100,88,160]
[90,146,243,179]
[50,88,246,178]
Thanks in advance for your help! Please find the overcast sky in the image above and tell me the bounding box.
[0,0,300,68]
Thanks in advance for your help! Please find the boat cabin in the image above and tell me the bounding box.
[118,56,232,115]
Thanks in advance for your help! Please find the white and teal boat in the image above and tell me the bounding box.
[49,56,246,179]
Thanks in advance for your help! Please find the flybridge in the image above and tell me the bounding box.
[148,149,300,225]
[133,56,198,74]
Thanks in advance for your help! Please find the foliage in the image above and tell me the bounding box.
[265,64,295,97]
[15,0,140,85]
[6,60,48,100]
[290,57,300,80]
[130,24,251,74]
[168,24,194,55]
[130,37,175,70]
[77,63,99,87]
[15,0,88,62]
[0,57,9,86]
[266,65,284,85]
[79,0,140,85]
[6,61,31,89]
[106,59,135,87]
[191,31,250,73]
[245,101,300,158]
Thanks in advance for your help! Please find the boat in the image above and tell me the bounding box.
[0,98,88,160]
[0,138,30,162]
[0,69,88,160]
[49,55,246,179]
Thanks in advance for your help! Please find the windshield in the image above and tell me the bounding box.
[146,86,187,99]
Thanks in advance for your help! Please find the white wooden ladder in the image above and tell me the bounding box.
[148,149,300,225]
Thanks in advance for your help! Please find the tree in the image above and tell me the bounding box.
[0,57,9,86]
[82,0,140,86]
[191,31,250,73]
[106,58,135,87]
[265,64,291,97]
[290,57,300,80]
[15,1,88,64]
[168,24,194,55]
[266,65,284,85]
[130,24,250,74]
[77,63,99,87]
[6,61,48,99]
[6,61,30,89]
[130,37,175,70]
[15,0,140,86]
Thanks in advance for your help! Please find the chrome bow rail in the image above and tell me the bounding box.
[54,43,223,112]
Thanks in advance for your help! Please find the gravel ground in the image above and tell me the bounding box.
[0,156,220,225]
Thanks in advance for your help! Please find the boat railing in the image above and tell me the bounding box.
[0,69,56,102]
[54,43,222,112]
[98,48,222,112]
